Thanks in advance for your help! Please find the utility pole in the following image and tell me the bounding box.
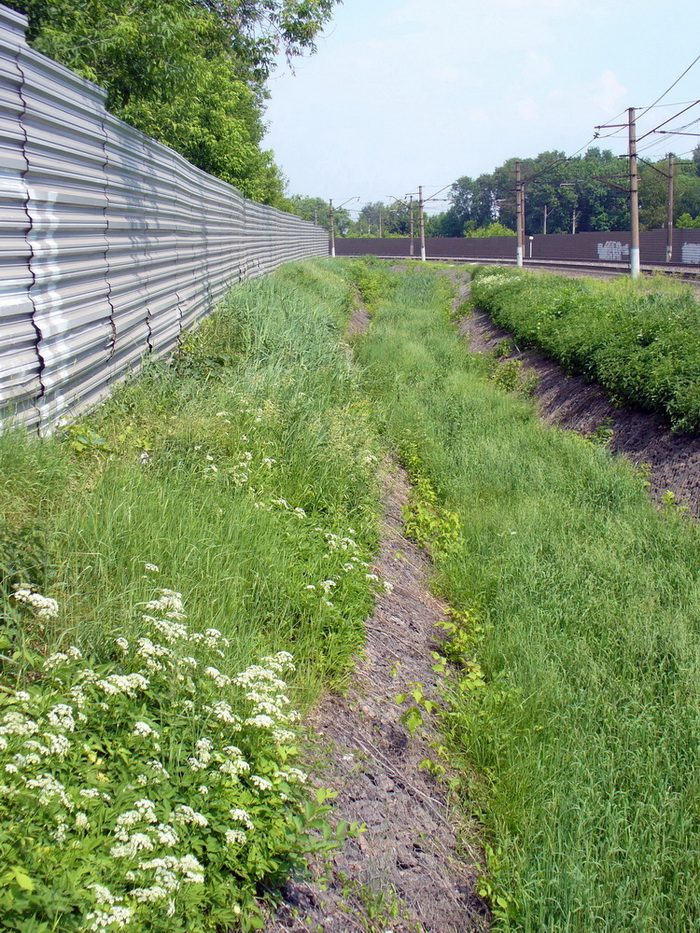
[572,208,578,234]
[418,186,426,261]
[543,203,548,235]
[515,160,524,267]
[314,205,318,225]
[379,208,383,238]
[666,152,675,263]
[409,195,415,257]
[329,199,335,258]
[628,107,640,278]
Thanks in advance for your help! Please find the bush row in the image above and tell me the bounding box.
[470,266,700,432]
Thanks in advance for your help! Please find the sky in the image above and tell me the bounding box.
[263,0,700,213]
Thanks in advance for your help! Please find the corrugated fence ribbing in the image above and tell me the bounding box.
[0,4,327,434]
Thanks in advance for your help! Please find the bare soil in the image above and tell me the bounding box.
[264,304,487,933]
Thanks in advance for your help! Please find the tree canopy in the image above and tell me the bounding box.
[10,0,338,205]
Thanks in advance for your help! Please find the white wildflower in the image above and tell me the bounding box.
[132,722,159,739]
[47,704,76,732]
[43,652,69,670]
[250,775,273,792]
[144,563,159,573]
[225,829,247,846]
[44,733,71,758]
[178,854,205,884]
[203,667,231,688]
[172,805,208,827]
[320,580,336,595]
[13,586,59,619]
[89,885,117,906]
[96,673,149,697]
[115,637,129,653]
[229,808,254,830]
[245,714,275,729]
[110,833,155,859]
[156,823,179,846]
[25,773,73,809]
[86,906,133,931]
[75,812,89,830]
[0,711,39,737]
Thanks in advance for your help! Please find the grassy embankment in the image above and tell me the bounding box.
[354,263,700,932]
[0,261,382,931]
[470,265,700,431]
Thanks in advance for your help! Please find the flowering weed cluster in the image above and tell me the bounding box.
[0,587,331,932]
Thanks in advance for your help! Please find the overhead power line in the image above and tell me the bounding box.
[636,99,700,142]
[637,53,700,121]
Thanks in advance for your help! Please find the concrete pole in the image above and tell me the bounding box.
[515,160,524,267]
[666,152,675,263]
[409,195,415,257]
[329,199,335,258]
[628,108,641,278]
[418,186,426,261]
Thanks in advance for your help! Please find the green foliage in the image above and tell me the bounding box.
[450,148,631,235]
[464,222,515,237]
[471,268,700,432]
[355,262,700,932]
[0,260,383,929]
[350,259,396,310]
[10,0,339,204]
[0,595,332,932]
[676,212,700,228]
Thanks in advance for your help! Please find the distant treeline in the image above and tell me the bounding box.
[290,146,700,237]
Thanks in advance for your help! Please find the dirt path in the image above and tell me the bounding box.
[264,304,488,933]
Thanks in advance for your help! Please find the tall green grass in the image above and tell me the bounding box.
[470,266,700,432]
[355,264,700,932]
[1,259,381,696]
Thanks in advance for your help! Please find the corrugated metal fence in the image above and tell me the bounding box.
[0,4,326,434]
[335,229,700,263]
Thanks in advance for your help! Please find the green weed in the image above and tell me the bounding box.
[355,261,700,932]
[471,267,700,432]
[0,260,384,930]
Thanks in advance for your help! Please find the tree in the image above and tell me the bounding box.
[9,0,339,204]
[465,222,515,237]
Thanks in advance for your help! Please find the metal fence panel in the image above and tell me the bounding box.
[0,6,38,428]
[18,47,113,429]
[0,4,326,433]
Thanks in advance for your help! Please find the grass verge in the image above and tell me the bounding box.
[354,261,700,932]
[0,260,381,931]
